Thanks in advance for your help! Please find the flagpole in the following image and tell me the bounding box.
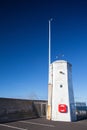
[47,18,52,120]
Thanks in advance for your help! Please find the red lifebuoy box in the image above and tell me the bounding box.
[58,104,67,113]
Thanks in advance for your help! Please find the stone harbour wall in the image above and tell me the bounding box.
[0,98,47,122]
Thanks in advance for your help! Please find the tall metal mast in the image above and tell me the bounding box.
[47,19,53,120]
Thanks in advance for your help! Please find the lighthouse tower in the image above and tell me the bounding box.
[50,60,76,121]
[46,19,76,122]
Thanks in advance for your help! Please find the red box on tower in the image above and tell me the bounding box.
[58,104,67,113]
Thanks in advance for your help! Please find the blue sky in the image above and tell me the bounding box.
[0,0,87,102]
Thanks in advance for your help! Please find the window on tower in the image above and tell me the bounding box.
[59,71,65,75]
[60,85,63,88]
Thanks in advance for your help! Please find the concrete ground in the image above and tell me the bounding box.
[0,118,87,130]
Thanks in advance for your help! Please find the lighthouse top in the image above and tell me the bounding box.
[52,60,72,66]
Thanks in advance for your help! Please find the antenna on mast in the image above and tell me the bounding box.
[49,18,53,68]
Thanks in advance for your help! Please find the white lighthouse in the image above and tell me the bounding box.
[47,60,76,122]
[51,60,76,121]
[46,19,76,122]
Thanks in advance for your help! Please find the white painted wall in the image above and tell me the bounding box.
[47,64,53,119]
[51,60,76,122]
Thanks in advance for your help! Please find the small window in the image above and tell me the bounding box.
[59,71,63,74]
[60,85,63,88]
[59,71,65,75]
